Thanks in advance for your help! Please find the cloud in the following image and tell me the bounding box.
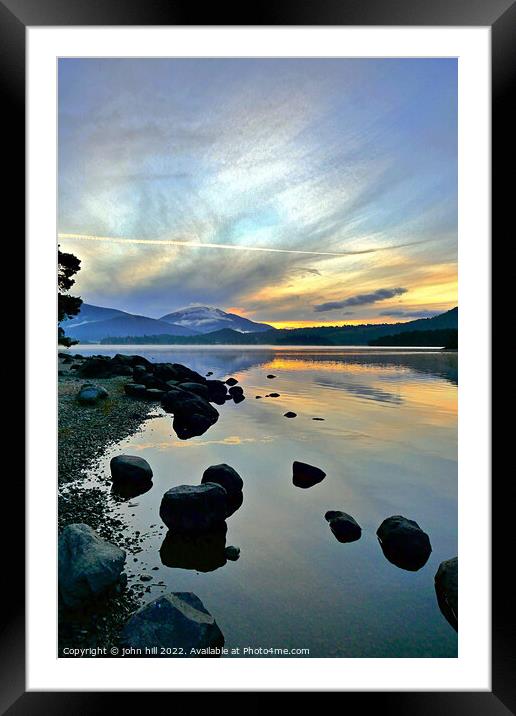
[313,287,407,312]
[378,309,440,319]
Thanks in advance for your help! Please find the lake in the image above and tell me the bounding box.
[74,346,458,658]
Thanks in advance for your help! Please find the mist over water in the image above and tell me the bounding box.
[76,346,457,657]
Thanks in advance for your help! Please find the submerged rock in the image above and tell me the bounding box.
[292,461,326,489]
[435,557,458,631]
[160,527,227,572]
[160,483,228,533]
[77,385,109,405]
[120,592,224,656]
[377,515,432,571]
[325,511,362,543]
[58,523,126,609]
[201,464,243,500]
[110,455,153,489]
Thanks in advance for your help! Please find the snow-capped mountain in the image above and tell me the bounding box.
[159,306,275,334]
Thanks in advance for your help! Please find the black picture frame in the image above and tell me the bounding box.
[4,0,513,710]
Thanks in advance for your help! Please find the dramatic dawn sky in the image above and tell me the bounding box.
[58,58,457,327]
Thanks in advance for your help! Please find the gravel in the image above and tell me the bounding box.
[58,368,156,656]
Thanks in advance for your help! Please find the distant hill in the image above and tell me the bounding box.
[100,307,458,346]
[61,304,199,342]
[159,306,274,334]
[369,328,458,348]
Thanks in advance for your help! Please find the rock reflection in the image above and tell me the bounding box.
[160,526,228,572]
[111,481,153,500]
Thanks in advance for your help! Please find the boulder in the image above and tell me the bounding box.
[205,379,228,405]
[228,385,244,400]
[78,356,114,378]
[325,511,362,543]
[162,387,219,439]
[160,483,228,532]
[145,388,166,400]
[435,557,458,631]
[110,455,153,487]
[77,385,109,405]
[292,461,326,489]
[201,464,243,501]
[179,382,209,399]
[160,527,227,572]
[225,377,239,386]
[377,515,432,571]
[58,524,126,609]
[224,546,240,561]
[124,383,147,397]
[120,592,224,657]
[132,365,148,380]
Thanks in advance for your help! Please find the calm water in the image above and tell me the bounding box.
[76,346,458,658]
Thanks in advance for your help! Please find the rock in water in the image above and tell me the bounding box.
[224,545,240,561]
[435,557,458,631]
[110,455,153,488]
[77,385,109,405]
[325,511,362,543]
[179,382,209,399]
[292,461,326,489]
[120,592,224,657]
[58,524,126,609]
[160,527,227,572]
[205,379,228,405]
[161,387,219,439]
[267,374,276,379]
[160,483,228,532]
[228,385,244,401]
[201,464,243,500]
[284,412,297,418]
[377,515,432,571]
[225,377,239,386]
[268,393,280,398]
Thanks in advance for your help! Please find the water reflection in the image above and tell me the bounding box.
[160,528,228,573]
[79,346,457,658]
[111,481,153,500]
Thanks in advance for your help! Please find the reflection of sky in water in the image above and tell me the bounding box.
[77,347,457,657]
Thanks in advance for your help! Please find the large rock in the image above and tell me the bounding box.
[201,464,243,500]
[120,592,224,657]
[435,557,458,631]
[160,527,227,572]
[377,515,432,571]
[228,385,245,403]
[292,461,326,489]
[77,385,109,405]
[110,455,153,487]
[155,363,206,385]
[205,379,228,405]
[179,382,209,399]
[160,483,228,532]
[78,356,114,378]
[124,383,146,397]
[325,511,362,543]
[58,524,126,609]
[162,387,219,439]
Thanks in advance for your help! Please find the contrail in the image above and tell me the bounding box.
[58,232,430,257]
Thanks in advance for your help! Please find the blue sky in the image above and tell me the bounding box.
[58,58,457,326]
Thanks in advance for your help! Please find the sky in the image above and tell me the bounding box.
[58,58,457,328]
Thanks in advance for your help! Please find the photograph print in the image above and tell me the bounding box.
[57,57,458,659]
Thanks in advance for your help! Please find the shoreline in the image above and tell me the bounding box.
[58,358,156,654]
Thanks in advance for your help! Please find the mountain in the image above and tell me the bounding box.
[100,307,458,346]
[61,303,198,342]
[159,306,275,334]
[369,328,458,347]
